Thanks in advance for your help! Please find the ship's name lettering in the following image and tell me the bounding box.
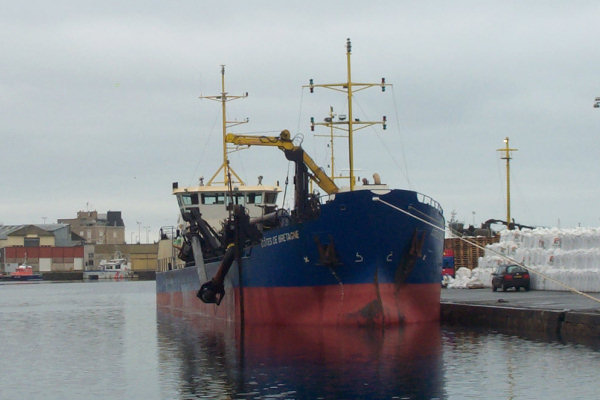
[261,230,300,248]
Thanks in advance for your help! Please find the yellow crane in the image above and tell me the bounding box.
[225,130,339,196]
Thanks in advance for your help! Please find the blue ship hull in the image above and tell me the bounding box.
[157,188,444,326]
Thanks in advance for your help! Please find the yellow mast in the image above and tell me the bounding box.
[328,107,335,180]
[200,65,248,186]
[307,38,390,190]
[346,39,355,189]
[497,137,518,229]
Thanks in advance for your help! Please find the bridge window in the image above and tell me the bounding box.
[247,192,262,204]
[226,193,245,206]
[180,194,198,206]
[201,193,225,205]
[264,192,278,204]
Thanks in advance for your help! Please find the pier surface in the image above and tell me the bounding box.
[441,288,600,345]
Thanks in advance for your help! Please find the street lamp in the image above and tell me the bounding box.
[594,97,600,108]
[136,221,141,244]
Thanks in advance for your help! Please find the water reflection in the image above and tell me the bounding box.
[157,310,444,399]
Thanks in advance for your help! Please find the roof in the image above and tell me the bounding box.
[34,224,69,232]
[70,231,86,242]
[0,224,68,239]
[173,184,282,194]
[0,225,24,240]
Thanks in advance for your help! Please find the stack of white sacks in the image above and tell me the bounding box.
[447,227,600,292]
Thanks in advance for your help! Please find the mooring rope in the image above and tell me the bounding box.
[373,196,600,305]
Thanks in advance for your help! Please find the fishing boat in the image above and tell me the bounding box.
[156,39,445,326]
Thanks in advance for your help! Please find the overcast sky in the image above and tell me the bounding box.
[2,1,600,242]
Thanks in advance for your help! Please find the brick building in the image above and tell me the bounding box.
[58,210,125,245]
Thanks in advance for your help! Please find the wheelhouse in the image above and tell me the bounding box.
[173,183,281,231]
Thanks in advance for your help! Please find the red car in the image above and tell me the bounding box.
[491,264,530,292]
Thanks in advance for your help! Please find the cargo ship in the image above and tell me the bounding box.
[156,39,445,326]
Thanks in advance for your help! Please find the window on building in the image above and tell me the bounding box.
[24,238,40,247]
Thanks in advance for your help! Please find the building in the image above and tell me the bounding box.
[58,210,125,245]
[0,225,56,248]
[0,224,85,273]
[0,214,157,278]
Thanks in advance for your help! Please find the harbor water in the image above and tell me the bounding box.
[1,280,599,399]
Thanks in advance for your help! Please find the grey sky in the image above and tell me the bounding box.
[2,1,599,242]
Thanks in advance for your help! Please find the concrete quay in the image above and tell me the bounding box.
[441,288,600,345]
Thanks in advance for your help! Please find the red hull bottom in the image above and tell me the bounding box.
[157,282,440,326]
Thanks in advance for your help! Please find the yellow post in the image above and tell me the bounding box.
[329,106,335,180]
[220,65,228,184]
[200,65,248,186]
[346,38,355,191]
[497,137,518,229]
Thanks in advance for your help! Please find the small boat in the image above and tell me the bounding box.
[84,258,133,280]
[157,39,445,326]
[9,265,43,281]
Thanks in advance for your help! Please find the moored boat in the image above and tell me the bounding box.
[84,258,133,280]
[156,39,445,326]
[8,265,43,281]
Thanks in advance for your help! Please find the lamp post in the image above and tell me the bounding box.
[136,221,141,244]
[497,137,518,229]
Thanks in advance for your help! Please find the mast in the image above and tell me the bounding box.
[327,107,335,180]
[200,65,248,186]
[307,38,390,190]
[497,137,518,229]
[311,106,341,181]
[346,39,355,189]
